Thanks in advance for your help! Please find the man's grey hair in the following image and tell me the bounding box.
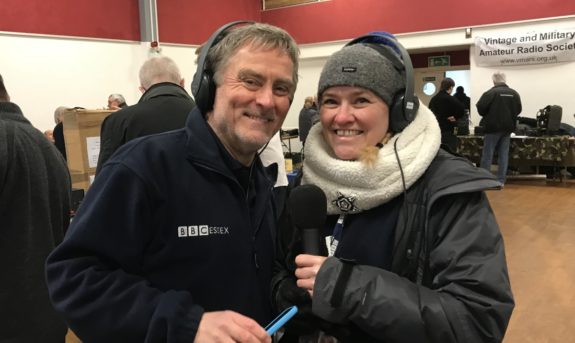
[492,72,507,84]
[108,93,126,104]
[54,106,69,124]
[205,23,300,97]
[139,55,183,89]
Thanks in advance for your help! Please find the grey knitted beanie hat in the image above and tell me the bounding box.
[318,44,405,106]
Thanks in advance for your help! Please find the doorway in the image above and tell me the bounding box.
[413,69,444,107]
[413,68,471,107]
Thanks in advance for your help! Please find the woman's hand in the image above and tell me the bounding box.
[294,254,328,296]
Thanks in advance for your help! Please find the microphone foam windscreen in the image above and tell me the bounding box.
[289,184,327,229]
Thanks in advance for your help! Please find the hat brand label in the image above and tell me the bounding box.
[341,67,357,72]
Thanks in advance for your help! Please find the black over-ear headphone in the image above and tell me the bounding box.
[345,33,419,132]
[191,21,255,115]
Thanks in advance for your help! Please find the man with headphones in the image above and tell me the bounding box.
[46,22,299,343]
[272,33,514,343]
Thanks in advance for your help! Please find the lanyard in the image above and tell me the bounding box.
[328,214,345,256]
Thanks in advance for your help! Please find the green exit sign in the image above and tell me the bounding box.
[428,55,450,67]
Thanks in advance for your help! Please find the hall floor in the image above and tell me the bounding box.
[488,179,575,343]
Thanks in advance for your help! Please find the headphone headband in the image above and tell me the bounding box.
[191,21,255,114]
[345,33,418,132]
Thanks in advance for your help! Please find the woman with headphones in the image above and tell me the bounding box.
[272,34,514,343]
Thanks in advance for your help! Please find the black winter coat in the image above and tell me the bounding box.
[46,109,279,342]
[96,82,195,173]
[273,150,514,343]
[0,102,71,343]
[428,90,465,133]
[476,84,522,134]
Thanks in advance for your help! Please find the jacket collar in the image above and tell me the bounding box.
[184,107,234,172]
[0,102,28,123]
[138,82,192,104]
[493,83,509,89]
[183,107,276,186]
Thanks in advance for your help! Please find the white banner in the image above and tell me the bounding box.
[475,29,575,67]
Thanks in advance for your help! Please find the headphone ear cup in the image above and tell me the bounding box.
[407,94,419,122]
[389,93,419,133]
[389,94,408,133]
[194,73,216,115]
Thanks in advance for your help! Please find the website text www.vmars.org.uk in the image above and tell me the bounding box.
[498,55,558,65]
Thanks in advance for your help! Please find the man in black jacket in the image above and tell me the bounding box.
[46,23,299,343]
[428,77,465,151]
[1,74,71,343]
[96,55,195,174]
[476,72,522,184]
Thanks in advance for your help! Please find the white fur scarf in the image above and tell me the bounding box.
[302,104,441,215]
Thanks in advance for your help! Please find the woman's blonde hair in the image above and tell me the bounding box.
[358,132,393,167]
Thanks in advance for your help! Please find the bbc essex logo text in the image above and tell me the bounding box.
[177,225,230,237]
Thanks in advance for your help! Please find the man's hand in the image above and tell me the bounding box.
[294,254,328,296]
[194,311,271,343]
[274,276,321,336]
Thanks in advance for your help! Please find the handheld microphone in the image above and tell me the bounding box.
[288,184,327,256]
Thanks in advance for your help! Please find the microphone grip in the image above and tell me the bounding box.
[301,228,323,256]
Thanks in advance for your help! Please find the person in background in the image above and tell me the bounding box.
[453,86,470,111]
[476,72,522,185]
[44,129,54,143]
[46,22,299,343]
[1,73,71,343]
[96,55,195,174]
[298,95,319,144]
[272,34,513,343]
[429,78,465,151]
[107,93,128,110]
[52,105,68,160]
[453,86,471,136]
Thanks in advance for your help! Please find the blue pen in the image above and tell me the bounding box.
[265,306,298,335]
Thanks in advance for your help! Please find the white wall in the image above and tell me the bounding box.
[3,15,574,136]
[0,33,198,132]
[282,57,326,153]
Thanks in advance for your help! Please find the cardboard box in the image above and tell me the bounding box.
[63,109,114,192]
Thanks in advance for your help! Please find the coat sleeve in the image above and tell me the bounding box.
[46,162,203,343]
[271,185,300,307]
[96,115,125,174]
[514,91,522,117]
[312,191,514,343]
[475,91,493,117]
[96,116,113,174]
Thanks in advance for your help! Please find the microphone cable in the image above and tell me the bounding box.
[392,136,415,274]
[393,137,408,236]
[393,135,425,319]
